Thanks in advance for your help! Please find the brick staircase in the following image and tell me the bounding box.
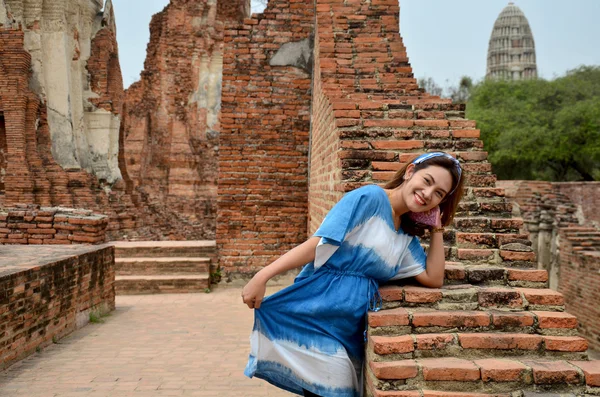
[112,241,216,294]
[366,186,600,396]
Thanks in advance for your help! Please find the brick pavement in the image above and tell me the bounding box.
[0,284,295,397]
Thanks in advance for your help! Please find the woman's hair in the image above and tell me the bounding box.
[383,154,465,237]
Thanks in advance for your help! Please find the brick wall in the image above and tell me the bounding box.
[499,180,600,352]
[218,0,314,276]
[499,180,600,226]
[0,205,108,245]
[87,27,124,116]
[557,227,600,352]
[0,245,115,369]
[307,24,344,233]
[0,22,209,241]
[554,182,600,225]
[311,0,527,269]
[120,0,253,240]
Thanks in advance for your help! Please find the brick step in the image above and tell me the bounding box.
[379,285,565,312]
[562,226,598,233]
[369,333,588,361]
[367,358,600,396]
[112,240,216,258]
[455,204,514,218]
[369,309,578,337]
[453,217,523,234]
[451,232,530,250]
[418,246,537,267]
[370,389,512,397]
[115,275,210,295]
[115,257,211,275]
[420,235,529,250]
[443,264,547,287]
[565,234,600,241]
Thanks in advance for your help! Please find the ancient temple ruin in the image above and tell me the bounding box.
[0,0,213,240]
[487,2,538,80]
[1,0,600,394]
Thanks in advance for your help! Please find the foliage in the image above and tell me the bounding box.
[466,66,600,181]
[448,76,473,104]
[418,77,443,97]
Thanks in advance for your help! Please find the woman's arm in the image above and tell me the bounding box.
[414,230,445,288]
[242,236,321,309]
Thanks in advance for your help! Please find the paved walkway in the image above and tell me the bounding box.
[0,285,294,397]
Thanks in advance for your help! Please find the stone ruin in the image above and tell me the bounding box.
[499,180,600,354]
[0,0,219,241]
[1,0,600,394]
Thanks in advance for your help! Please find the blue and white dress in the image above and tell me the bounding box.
[244,185,427,397]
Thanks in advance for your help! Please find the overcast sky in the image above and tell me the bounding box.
[113,0,600,89]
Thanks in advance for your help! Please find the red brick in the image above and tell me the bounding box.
[452,129,480,138]
[379,285,403,302]
[422,392,510,397]
[371,335,414,355]
[457,248,495,260]
[457,151,488,161]
[507,269,548,282]
[516,288,564,306]
[500,250,535,261]
[415,334,454,350]
[372,390,421,397]
[569,360,600,386]
[532,311,577,329]
[459,333,542,350]
[419,358,480,381]
[544,336,588,352]
[444,264,466,280]
[411,311,490,328]
[364,119,414,128]
[371,141,424,150]
[414,120,448,128]
[478,288,524,308]
[368,308,409,327]
[475,358,527,382]
[491,311,535,327]
[523,360,581,384]
[369,360,418,380]
[403,286,442,303]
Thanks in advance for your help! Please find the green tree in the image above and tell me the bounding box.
[448,76,473,104]
[466,66,600,181]
[418,77,443,97]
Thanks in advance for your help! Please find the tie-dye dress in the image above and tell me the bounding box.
[244,185,427,397]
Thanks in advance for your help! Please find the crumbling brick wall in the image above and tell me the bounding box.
[558,227,600,352]
[499,180,600,353]
[218,0,313,276]
[121,0,253,240]
[0,2,211,241]
[0,245,114,369]
[554,182,600,225]
[0,205,108,245]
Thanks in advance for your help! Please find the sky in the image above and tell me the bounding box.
[113,0,600,89]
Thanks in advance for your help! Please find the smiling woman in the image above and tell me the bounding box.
[242,152,465,396]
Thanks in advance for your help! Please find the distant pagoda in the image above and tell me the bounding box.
[487,2,537,80]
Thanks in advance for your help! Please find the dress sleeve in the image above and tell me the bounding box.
[312,186,378,270]
[390,236,428,280]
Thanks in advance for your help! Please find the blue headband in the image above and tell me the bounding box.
[412,152,462,195]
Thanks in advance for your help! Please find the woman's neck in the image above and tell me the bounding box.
[386,186,409,219]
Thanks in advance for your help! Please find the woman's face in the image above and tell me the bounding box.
[403,164,453,212]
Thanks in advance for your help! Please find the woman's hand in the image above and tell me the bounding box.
[242,274,268,309]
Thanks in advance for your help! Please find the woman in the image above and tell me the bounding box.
[242,152,465,397]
